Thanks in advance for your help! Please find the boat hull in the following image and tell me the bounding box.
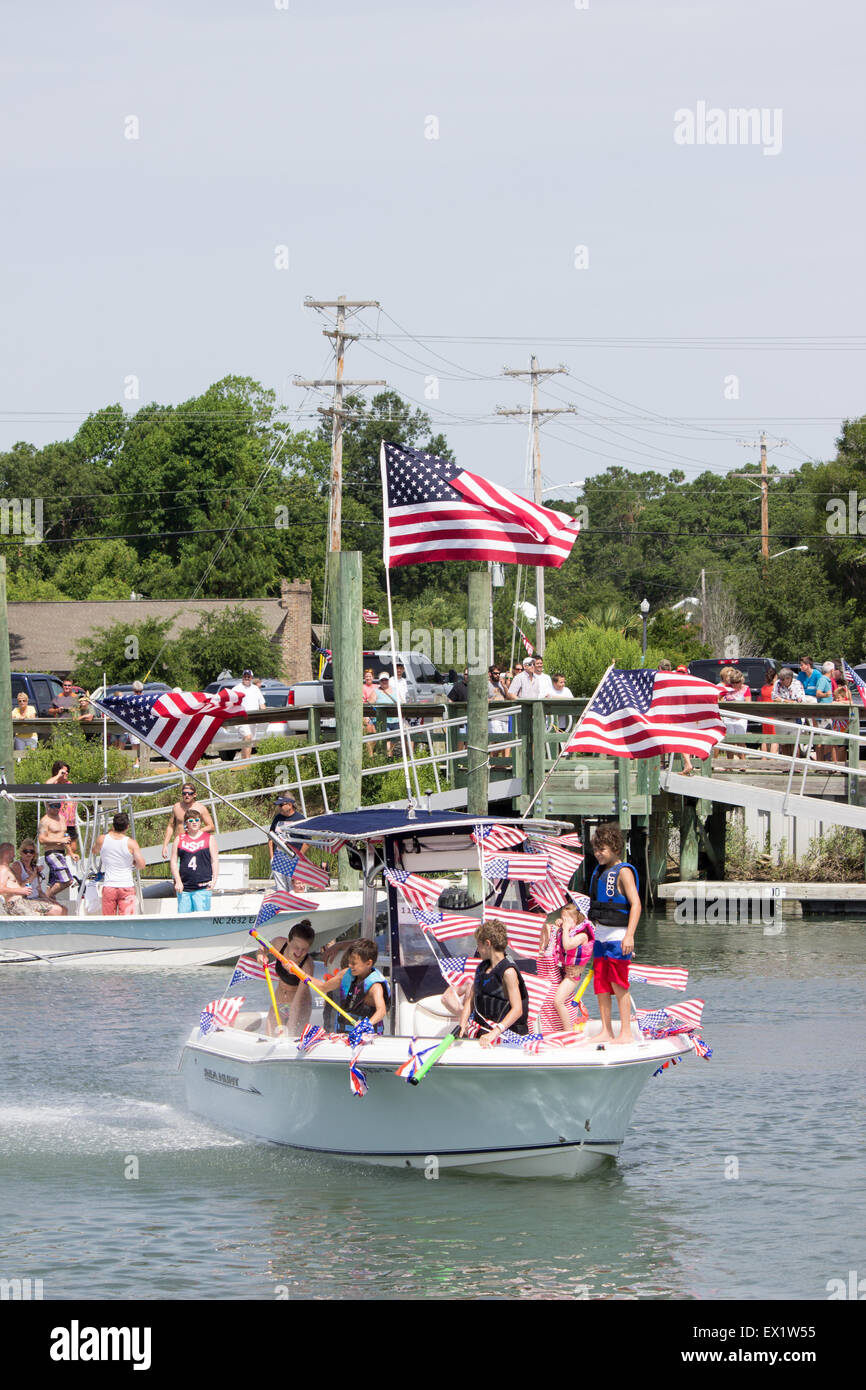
[0,892,375,966]
[180,1025,690,1178]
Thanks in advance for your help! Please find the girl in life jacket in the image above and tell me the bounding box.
[458,918,529,1048]
[317,938,390,1034]
[539,901,595,1032]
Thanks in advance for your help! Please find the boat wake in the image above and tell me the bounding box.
[0,1095,245,1156]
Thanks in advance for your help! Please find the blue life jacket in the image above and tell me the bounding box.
[335,966,390,1034]
[590,860,639,958]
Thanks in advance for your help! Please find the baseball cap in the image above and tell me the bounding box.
[378,672,390,681]
[242,668,253,678]
[276,794,296,805]
[523,656,534,668]
[47,800,63,809]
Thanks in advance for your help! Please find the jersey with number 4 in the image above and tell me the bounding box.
[177,832,213,890]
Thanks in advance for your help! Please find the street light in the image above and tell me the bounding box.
[769,545,808,559]
[640,597,650,666]
[541,480,584,497]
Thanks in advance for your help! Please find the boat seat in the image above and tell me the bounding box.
[412,993,457,1039]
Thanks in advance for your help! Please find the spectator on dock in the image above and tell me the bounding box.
[51,678,80,718]
[531,655,553,698]
[506,656,544,700]
[798,657,832,704]
[830,686,851,764]
[759,665,779,757]
[772,667,805,758]
[75,696,94,724]
[12,690,38,752]
[231,669,266,761]
[718,666,751,762]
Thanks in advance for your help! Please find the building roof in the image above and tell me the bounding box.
[7,598,295,676]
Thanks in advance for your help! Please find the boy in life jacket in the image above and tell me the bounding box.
[458,918,529,1048]
[588,822,640,1044]
[317,938,390,1034]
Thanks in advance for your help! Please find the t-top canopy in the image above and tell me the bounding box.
[1,781,177,800]
[287,809,570,845]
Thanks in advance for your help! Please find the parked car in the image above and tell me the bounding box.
[11,672,66,716]
[687,657,776,701]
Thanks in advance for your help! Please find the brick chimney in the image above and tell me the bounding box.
[279,579,312,684]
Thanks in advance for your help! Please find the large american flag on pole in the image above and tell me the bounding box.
[565,669,725,759]
[92,688,246,772]
[381,443,581,569]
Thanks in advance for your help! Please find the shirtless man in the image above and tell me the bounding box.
[38,800,77,902]
[0,841,52,915]
[161,782,215,860]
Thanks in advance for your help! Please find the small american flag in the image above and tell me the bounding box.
[381,442,580,569]
[498,1028,544,1053]
[542,1029,584,1048]
[92,688,246,773]
[471,823,527,851]
[438,955,481,989]
[843,659,866,700]
[395,1037,441,1081]
[666,998,705,1029]
[482,908,545,956]
[628,962,688,991]
[255,890,320,926]
[635,999,704,1037]
[517,628,535,657]
[285,855,330,891]
[296,1024,327,1053]
[348,1049,368,1097]
[414,909,479,939]
[482,852,550,882]
[347,1018,374,1048]
[566,668,725,759]
[362,608,379,625]
[384,869,443,909]
[200,996,245,1034]
[549,833,584,849]
[229,955,269,985]
[530,873,569,913]
[528,837,584,886]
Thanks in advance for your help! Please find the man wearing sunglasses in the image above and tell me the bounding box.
[161,783,215,860]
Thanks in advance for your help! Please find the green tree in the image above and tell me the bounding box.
[174,606,283,687]
[543,624,666,697]
[71,617,180,689]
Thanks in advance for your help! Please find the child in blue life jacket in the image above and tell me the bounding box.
[589,822,641,1045]
[317,937,390,1034]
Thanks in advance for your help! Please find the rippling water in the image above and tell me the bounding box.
[1,914,864,1300]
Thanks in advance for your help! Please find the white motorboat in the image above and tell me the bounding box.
[0,782,373,966]
[180,810,700,1177]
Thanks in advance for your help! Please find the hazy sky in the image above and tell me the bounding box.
[2,0,864,496]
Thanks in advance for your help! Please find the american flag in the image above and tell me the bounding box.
[437,955,481,989]
[384,869,443,910]
[843,659,866,700]
[517,628,535,656]
[471,823,527,851]
[92,688,246,773]
[362,608,379,625]
[281,854,330,891]
[498,1028,545,1053]
[229,955,270,985]
[550,833,584,849]
[348,1049,368,1097]
[255,890,320,926]
[381,442,581,569]
[565,668,725,759]
[200,996,245,1034]
[347,1018,374,1048]
[414,910,480,940]
[628,962,688,991]
[395,1037,441,1081]
[296,1024,327,1053]
[528,838,584,886]
[688,1034,713,1060]
[567,891,592,915]
[482,853,550,882]
[271,850,299,879]
[481,908,545,956]
[666,998,705,1029]
[530,873,569,913]
[636,998,704,1036]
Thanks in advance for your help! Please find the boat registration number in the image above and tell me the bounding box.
[212,916,254,926]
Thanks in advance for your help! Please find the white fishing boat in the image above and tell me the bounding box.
[180,810,700,1177]
[0,782,374,966]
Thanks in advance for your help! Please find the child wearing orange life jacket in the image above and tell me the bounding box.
[544,901,594,1031]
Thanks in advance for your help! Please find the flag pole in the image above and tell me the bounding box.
[380,441,417,810]
[521,661,615,820]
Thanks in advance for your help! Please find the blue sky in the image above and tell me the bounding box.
[2,0,864,493]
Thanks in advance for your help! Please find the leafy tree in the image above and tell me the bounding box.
[72,617,180,690]
[543,624,666,697]
[174,606,283,687]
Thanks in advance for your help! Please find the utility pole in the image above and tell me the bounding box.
[496,357,575,654]
[296,297,385,553]
[734,430,787,568]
